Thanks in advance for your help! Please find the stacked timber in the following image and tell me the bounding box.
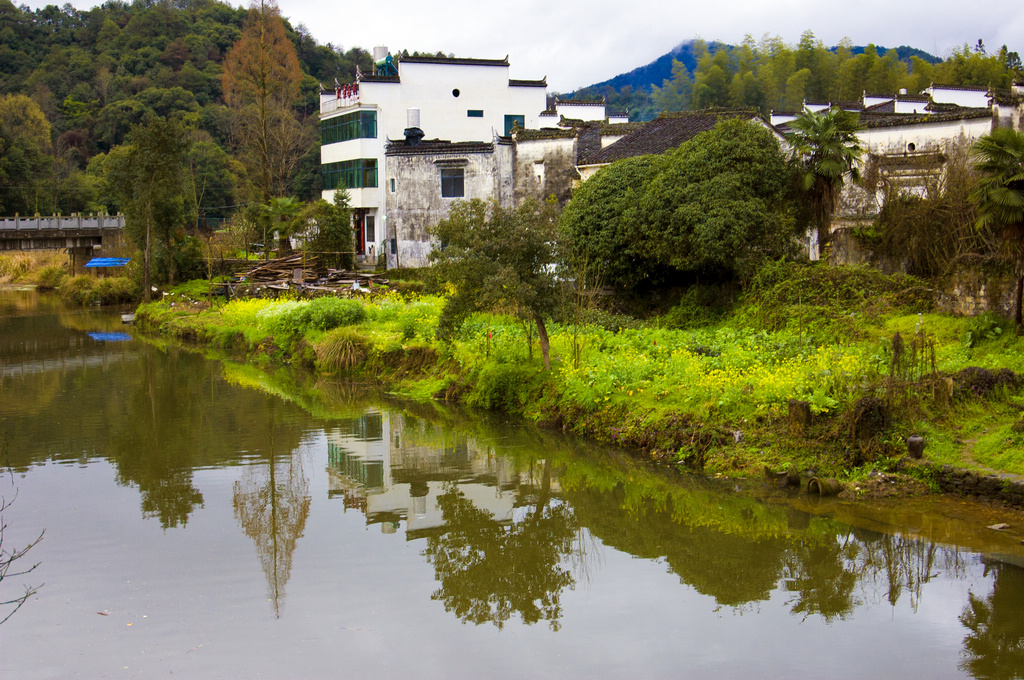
[229,254,387,294]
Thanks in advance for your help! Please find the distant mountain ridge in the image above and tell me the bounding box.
[574,40,942,96]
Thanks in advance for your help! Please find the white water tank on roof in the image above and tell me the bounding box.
[408,108,420,128]
[373,46,388,62]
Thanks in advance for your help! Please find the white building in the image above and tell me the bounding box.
[319,49,624,266]
[320,49,550,261]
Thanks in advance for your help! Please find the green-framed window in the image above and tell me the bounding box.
[504,114,525,135]
[321,110,377,145]
[322,159,378,190]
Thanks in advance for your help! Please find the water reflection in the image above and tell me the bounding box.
[8,290,1024,678]
[233,428,310,618]
[961,560,1024,679]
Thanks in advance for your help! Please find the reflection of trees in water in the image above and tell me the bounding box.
[233,440,310,618]
[960,561,1024,679]
[782,533,860,621]
[422,461,578,630]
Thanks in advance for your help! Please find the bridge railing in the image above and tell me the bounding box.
[0,214,125,231]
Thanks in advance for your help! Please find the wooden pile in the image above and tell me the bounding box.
[232,254,387,292]
[236,253,319,284]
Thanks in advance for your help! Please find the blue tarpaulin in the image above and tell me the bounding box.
[88,332,132,342]
[84,257,130,268]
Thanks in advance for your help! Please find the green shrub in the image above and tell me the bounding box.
[315,327,368,372]
[58,275,138,305]
[306,297,366,330]
[466,362,539,412]
[662,285,734,330]
[34,265,68,289]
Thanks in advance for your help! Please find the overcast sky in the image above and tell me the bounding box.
[26,0,1024,91]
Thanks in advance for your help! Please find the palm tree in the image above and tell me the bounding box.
[260,196,304,258]
[972,127,1024,329]
[789,107,863,259]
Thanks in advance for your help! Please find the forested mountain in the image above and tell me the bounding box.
[0,0,371,217]
[567,33,1021,121]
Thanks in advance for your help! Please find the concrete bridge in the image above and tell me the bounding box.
[0,214,126,270]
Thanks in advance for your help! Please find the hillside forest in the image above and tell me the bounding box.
[571,34,1023,121]
[1,0,1022,226]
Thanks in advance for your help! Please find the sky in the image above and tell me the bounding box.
[23,0,1024,92]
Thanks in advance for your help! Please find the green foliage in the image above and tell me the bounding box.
[662,285,735,330]
[106,116,193,292]
[637,118,800,275]
[430,199,559,368]
[466,362,542,412]
[57,275,138,305]
[257,296,366,336]
[315,328,368,373]
[569,34,1020,121]
[560,154,669,295]
[972,127,1024,324]
[298,190,354,269]
[741,260,933,337]
[788,107,864,248]
[562,119,799,297]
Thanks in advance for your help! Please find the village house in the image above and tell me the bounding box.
[320,49,626,267]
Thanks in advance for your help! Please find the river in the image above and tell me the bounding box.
[1,289,1023,679]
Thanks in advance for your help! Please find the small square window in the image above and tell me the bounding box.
[441,168,464,198]
[467,109,484,118]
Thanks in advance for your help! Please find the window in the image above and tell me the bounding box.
[452,88,460,97]
[504,114,525,136]
[467,109,483,118]
[441,168,464,198]
[321,159,378,190]
[390,178,395,192]
[320,110,377,145]
[365,215,375,243]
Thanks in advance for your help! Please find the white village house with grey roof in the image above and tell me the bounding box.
[321,49,1024,268]
[319,48,626,267]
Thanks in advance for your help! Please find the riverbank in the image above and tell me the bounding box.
[133,262,1024,504]
[0,251,139,305]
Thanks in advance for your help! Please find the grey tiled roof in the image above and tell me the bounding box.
[385,140,495,156]
[580,110,763,166]
[399,55,509,67]
[860,107,992,128]
[510,78,547,87]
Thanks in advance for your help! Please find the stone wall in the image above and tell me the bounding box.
[512,135,579,207]
[906,460,1024,508]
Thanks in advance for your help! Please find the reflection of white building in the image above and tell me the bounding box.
[325,410,556,538]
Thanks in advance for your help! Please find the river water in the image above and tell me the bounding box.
[2,290,1024,679]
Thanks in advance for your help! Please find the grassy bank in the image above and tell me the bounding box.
[134,262,1024,486]
[0,251,140,305]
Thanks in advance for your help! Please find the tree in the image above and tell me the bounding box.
[0,94,52,215]
[298,190,354,269]
[559,154,670,296]
[259,195,303,256]
[106,116,192,298]
[430,199,559,370]
[0,469,43,625]
[636,118,800,276]
[972,127,1024,328]
[788,107,863,257]
[222,0,309,202]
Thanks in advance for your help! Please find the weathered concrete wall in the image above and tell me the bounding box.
[512,135,578,207]
[385,142,512,268]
